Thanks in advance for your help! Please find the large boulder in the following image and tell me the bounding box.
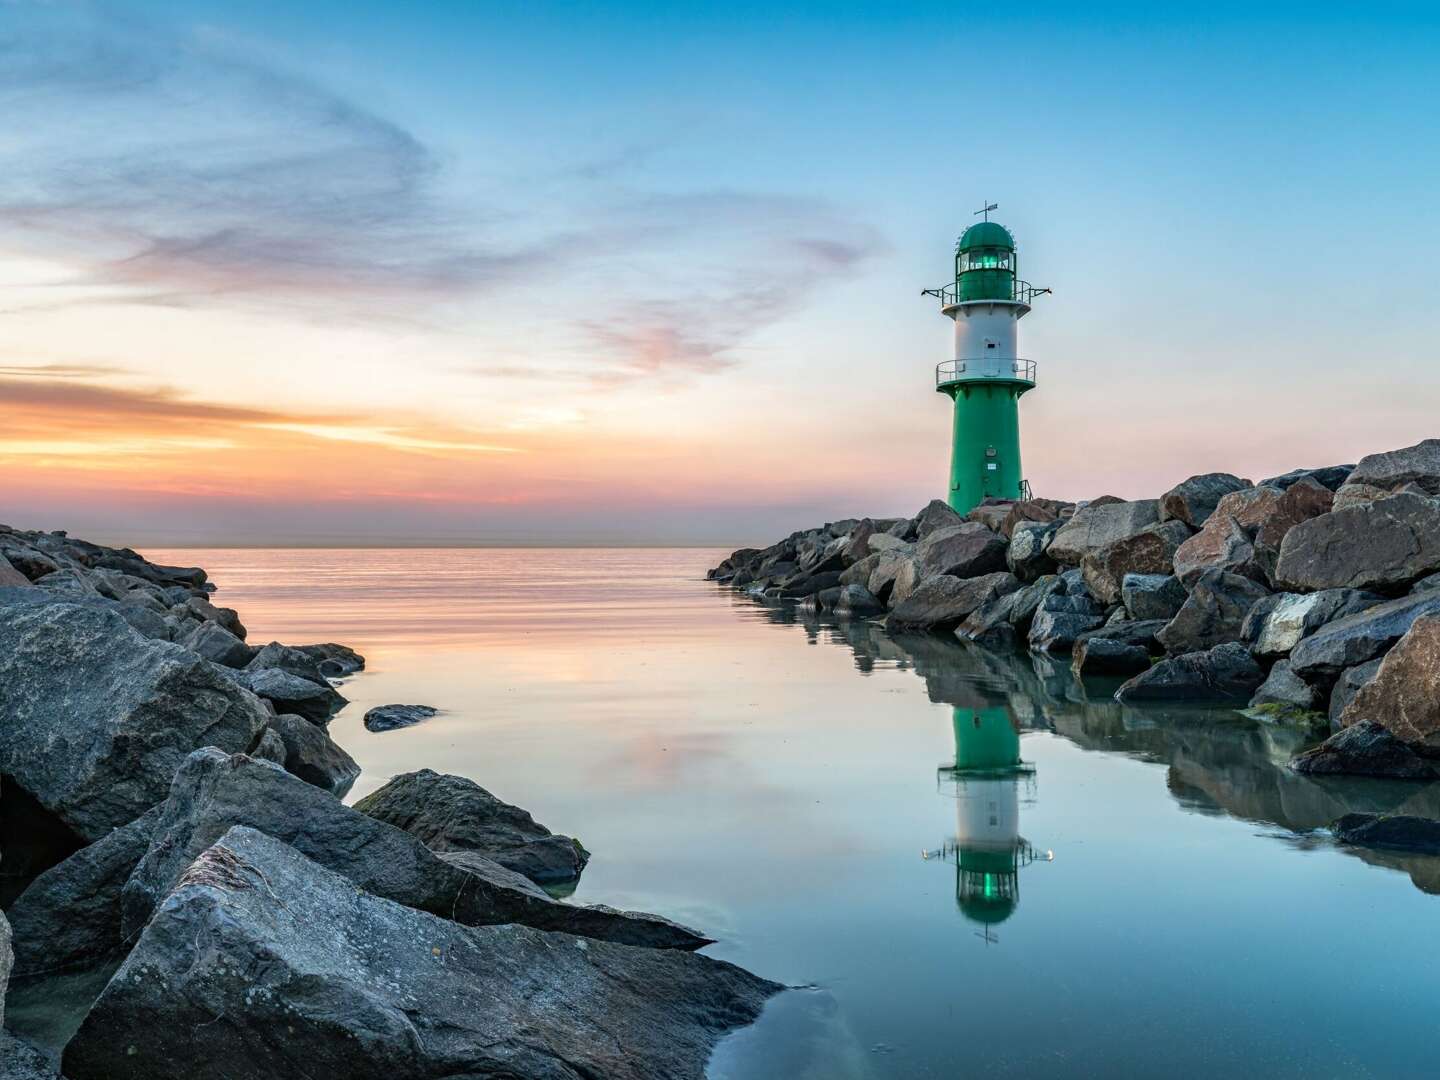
[1172,512,1266,587]
[1342,439,1440,496]
[180,619,254,668]
[231,665,347,724]
[1047,499,1160,567]
[998,498,1069,538]
[1171,481,1334,587]
[1159,472,1251,526]
[915,523,1008,580]
[1072,636,1151,676]
[1291,722,1440,780]
[121,750,702,951]
[1121,573,1187,621]
[1275,492,1440,593]
[245,641,332,685]
[1259,465,1354,492]
[1247,660,1321,714]
[1337,614,1440,752]
[181,596,246,641]
[959,574,1062,647]
[1289,591,1440,680]
[885,572,1020,633]
[1027,594,1105,654]
[1241,589,1385,660]
[868,550,917,605]
[1114,642,1264,703]
[838,552,881,588]
[1332,812,1440,855]
[0,599,270,841]
[294,642,366,676]
[353,767,591,887]
[833,583,885,617]
[1156,570,1270,655]
[0,554,30,588]
[913,498,964,538]
[264,713,361,796]
[1080,520,1191,606]
[66,827,779,1080]
[1006,519,1060,581]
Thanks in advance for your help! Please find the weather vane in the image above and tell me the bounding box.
[974,201,998,221]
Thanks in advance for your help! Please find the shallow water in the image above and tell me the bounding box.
[144,547,1440,1077]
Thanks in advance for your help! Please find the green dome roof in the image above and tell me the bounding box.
[958,221,1015,251]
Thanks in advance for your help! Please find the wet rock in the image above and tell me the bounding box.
[1072,636,1151,676]
[245,641,332,686]
[959,574,1062,647]
[886,572,1020,633]
[1121,573,1187,621]
[1159,472,1251,526]
[1291,722,1440,779]
[180,619,254,668]
[1329,659,1383,727]
[1333,812,1440,854]
[1028,593,1105,654]
[1080,520,1192,605]
[1078,618,1167,652]
[834,583,885,618]
[1006,519,1060,581]
[265,713,361,796]
[1259,465,1354,492]
[363,703,440,733]
[1248,660,1321,712]
[1241,589,1386,660]
[1342,438,1440,497]
[353,767,591,887]
[1274,493,1440,593]
[913,498,964,538]
[915,523,1009,579]
[232,665,347,724]
[1114,642,1264,703]
[65,827,777,1080]
[1047,499,1160,567]
[0,599,269,841]
[777,570,843,598]
[1289,591,1440,680]
[293,642,366,675]
[1337,614,1440,752]
[6,806,163,976]
[1156,570,1270,655]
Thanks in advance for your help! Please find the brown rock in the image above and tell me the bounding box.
[1254,477,1334,552]
[1340,614,1440,752]
[1172,513,1264,587]
[1159,472,1251,527]
[1080,520,1192,606]
[1047,499,1160,566]
[999,498,1069,538]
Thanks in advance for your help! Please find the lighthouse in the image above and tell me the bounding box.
[924,204,1048,514]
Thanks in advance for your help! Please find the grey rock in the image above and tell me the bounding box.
[1329,659,1383,727]
[180,619,254,668]
[245,641,333,686]
[1290,591,1440,680]
[294,642,366,675]
[1114,642,1265,703]
[1248,660,1320,712]
[1333,812,1440,853]
[834,583,885,617]
[959,574,1062,647]
[1275,492,1440,593]
[7,806,162,976]
[1,909,9,1028]
[777,570,843,598]
[1159,472,1251,526]
[1047,499,1160,567]
[1028,597,1105,654]
[1337,613,1440,753]
[1121,573,1187,621]
[1343,438,1440,496]
[0,1032,58,1080]
[353,767,591,887]
[913,498,964,538]
[915,523,1009,579]
[1006,519,1060,581]
[0,553,30,588]
[68,827,776,1080]
[868,550,917,605]
[265,713,361,796]
[1292,722,1440,779]
[1077,618,1167,652]
[249,726,287,764]
[838,553,881,588]
[1156,570,1270,655]
[1412,571,1440,594]
[1072,637,1151,676]
[1259,465,1354,492]
[1172,512,1266,587]
[886,572,1019,633]
[0,599,269,841]
[363,703,440,733]
[179,596,246,640]
[866,533,912,555]
[92,554,206,589]
[1241,589,1386,660]
[232,665,347,724]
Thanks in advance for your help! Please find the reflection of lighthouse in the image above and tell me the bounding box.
[923,705,1051,940]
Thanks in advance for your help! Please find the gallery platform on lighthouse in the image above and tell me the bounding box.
[923,204,1049,515]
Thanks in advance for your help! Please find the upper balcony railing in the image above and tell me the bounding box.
[936,358,1037,387]
[922,279,1051,308]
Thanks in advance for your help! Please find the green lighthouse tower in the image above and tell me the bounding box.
[924,204,1049,514]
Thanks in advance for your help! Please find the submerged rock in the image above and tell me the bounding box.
[1332,812,1440,855]
[1114,642,1264,703]
[232,665,347,724]
[1248,660,1321,713]
[1291,722,1440,780]
[65,827,779,1080]
[354,767,591,886]
[363,703,440,732]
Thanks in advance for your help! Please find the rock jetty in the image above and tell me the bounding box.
[711,438,1440,780]
[0,524,778,1078]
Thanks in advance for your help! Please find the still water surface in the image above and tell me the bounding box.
[150,548,1440,1078]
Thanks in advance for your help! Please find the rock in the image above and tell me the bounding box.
[92,553,207,589]
[1080,520,1192,605]
[0,544,59,581]
[965,500,1015,534]
[1331,483,1391,511]
[1078,618,1167,652]
[1027,593,1104,654]
[998,498,1069,538]
[868,550,917,605]
[66,827,777,1080]
[1253,477,1335,554]
[363,703,440,733]
[888,555,923,607]
[0,1032,56,1080]
[6,806,163,976]
[885,572,1020,633]
[353,767,591,887]
[1,909,9,1028]
[1413,572,1440,594]
[777,570,843,598]
[1343,438,1440,496]
[959,574,1062,647]
[294,642,366,675]
[1333,812,1440,854]
[1072,637,1151,676]
[838,553,880,588]
[233,665,347,724]
[120,751,700,951]
[1006,519,1060,581]
[181,596,246,640]
[914,523,1009,579]
[245,641,332,686]
[834,583,884,617]
[1275,493,1440,593]
[866,533,911,555]
[265,713,361,796]
[1241,589,1386,660]
[1329,659,1383,727]
[1260,465,1354,492]
[1290,591,1440,680]
[841,519,879,563]
[1114,642,1265,703]
[1292,722,1440,779]
[1172,512,1265,587]
[0,599,269,841]
[1047,499,1160,567]
[1159,472,1251,526]
[1337,614,1440,752]
[180,619,254,668]
[1248,660,1321,712]
[913,498,964,538]
[0,554,30,588]
[1156,570,1270,655]
[1121,573,1187,621]
[249,726,287,763]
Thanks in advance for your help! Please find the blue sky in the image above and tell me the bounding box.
[3,1,1439,543]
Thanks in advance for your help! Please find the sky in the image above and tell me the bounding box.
[2,1,1439,546]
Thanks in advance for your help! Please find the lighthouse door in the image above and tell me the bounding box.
[982,445,1000,497]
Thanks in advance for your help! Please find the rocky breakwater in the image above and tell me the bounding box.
[0,525,778,1079]
[711,439,1440,782]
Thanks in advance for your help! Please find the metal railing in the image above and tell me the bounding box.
[922,279,1051,307]
[936,358,1037,386]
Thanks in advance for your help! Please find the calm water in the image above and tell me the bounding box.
[147,548,1440,1078]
